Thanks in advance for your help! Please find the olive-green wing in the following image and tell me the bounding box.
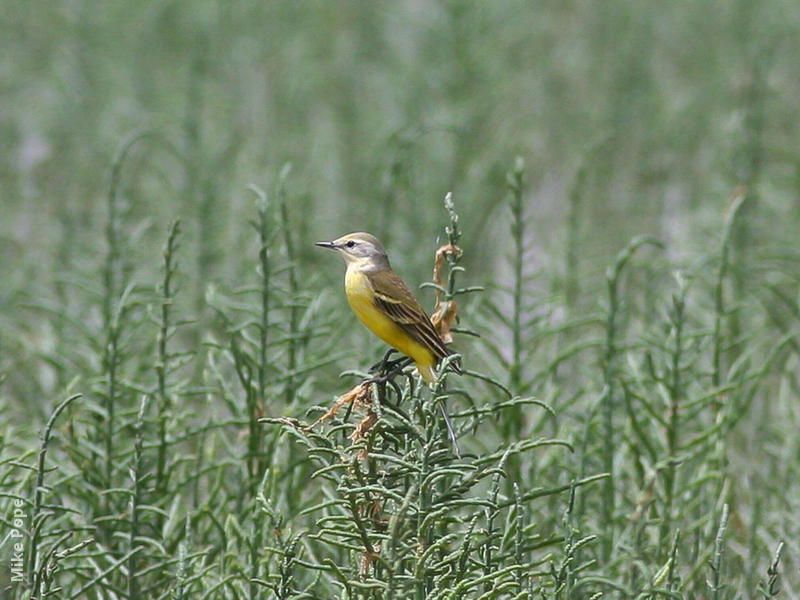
[368,269,451,362]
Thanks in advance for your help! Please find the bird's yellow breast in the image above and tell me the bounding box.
[344,268,436,375]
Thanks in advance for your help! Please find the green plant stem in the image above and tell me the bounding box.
[507,158,525,396]
[709,503,730,600]
[278,169,299,406]
[712,191,746,389]
[128,396,148,600]
[601,235,662,559]
[661,273,687,553]
[156,220,181,493]
[28,394,82,591]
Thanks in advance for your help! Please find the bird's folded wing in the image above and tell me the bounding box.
[368,269,451,361]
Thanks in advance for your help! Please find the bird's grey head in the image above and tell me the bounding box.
[315,232,390,270]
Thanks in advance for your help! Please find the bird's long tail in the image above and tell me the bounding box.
[439,401,461,458]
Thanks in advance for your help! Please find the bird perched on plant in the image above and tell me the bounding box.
[315,232,460,384]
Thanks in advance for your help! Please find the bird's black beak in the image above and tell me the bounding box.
[315,241,336,249]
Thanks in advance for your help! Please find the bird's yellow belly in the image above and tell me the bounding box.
[345,269,435,370]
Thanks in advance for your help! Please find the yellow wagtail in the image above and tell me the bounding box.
[315,232,460,384]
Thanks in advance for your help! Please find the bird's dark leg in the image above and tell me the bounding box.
[366,355,413,385]
[367,348,412,384]
[384,357,413,380]
[370,348,399,372]
[362,354,409,424]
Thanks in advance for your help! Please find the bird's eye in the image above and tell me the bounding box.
[345,240,356,248]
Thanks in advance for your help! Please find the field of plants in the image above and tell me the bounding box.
[1,2,799,598]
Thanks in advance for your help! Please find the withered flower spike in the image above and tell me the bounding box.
[430,244,461,342]
[304,383,373,431]
[432,244,462,302]
[360,544,382,577]
[351,411,379,460]
[350,411,378,443]
[431,298,458,343]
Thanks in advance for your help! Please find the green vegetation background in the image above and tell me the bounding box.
[1,1,798,598]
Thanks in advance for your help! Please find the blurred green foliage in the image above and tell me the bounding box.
[1,1,799,598]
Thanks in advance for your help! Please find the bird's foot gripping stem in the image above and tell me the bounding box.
[366,349,412,385]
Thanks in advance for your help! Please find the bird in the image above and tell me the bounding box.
[315,232,460,384]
